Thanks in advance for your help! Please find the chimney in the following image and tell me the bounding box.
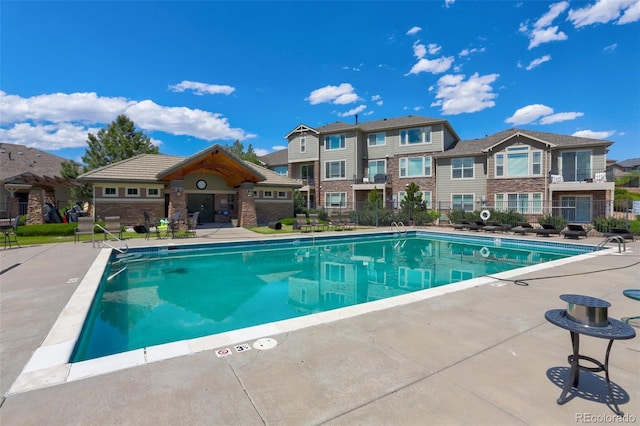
[355,114,358,125]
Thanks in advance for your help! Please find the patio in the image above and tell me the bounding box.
[1,226,638,424]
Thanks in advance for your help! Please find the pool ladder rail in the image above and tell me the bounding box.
[597,235,626,253]
[94,223,128,254]
[391,221,407,236]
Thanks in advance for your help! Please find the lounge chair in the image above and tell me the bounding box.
[535,223,562,237]
[104,216,122,240]
[185,212,199,237]
[512,222,535,235]
[561,224,588,239]
[469,221,484,231]
[604,228,634,241]
[2,217,20,249]
[452,220,471,230]
[296,214,313,232]
[74,216,94,243]
[482,221,502,233]
[308,213,326,231]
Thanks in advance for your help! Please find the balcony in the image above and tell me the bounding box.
[352,174,391,190]
[548,168,614,192]
[295,178,315,191]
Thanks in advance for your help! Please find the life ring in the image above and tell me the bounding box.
[480,247,490,258]
[480,209,491,221]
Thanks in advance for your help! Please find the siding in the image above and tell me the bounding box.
[289,133,319,163]
[436,156,487,208]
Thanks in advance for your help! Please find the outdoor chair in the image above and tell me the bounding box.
[482,221,502,233]
[185,212,199,237]
[452,220,471,231]
[561,224,588,239]
[329,212,344,231]
[103,216,122,240]
[535,223,562,237]
[512,222,535,235]
[468,221,484,231]
[2,217,20,249]
[143,211,162,240]
[308,213,326,231]
[296,214,313,232]
[604,228,634,241]
[74,216,94,243]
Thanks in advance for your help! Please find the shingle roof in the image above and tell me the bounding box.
[78,151,300,188]
[78,154,183,182]
[315,115,456,136]
[0,143,69,182]
[616,158,640,167]
[434,128,613,158]
[259,148,288,167]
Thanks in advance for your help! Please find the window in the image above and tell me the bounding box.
[559,196,592,222]
[278,191,287,199]
[495,147,542,177]
[495,154,504,177]
[399,156,431,177]
[324,263,346,282]
[452,194,474,211]
[300,137,306,153]
[273,166,288,176]
[368,132,386,146]
[400,127,431,145]
[325,192,346,208]
[561,150,591,181]
[398,267,431,289]
[452,158,474,179]
[147,188,160,197]
[368,160,386,181]
[126,188,139,197]
[451,270,474,283]
[325,160,345,179]
[263,191,273,198]
[325,134,345,150]
[104,187,117,197]
[495,193,542,214]
[300,164,312,180]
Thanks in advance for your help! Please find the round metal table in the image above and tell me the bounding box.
[545,297,636,415]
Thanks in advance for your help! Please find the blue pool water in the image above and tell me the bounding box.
[71,232,596,362]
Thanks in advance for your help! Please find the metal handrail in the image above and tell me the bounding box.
[391,221,407,235]
[94,224,128,254]
[597,235,626,253]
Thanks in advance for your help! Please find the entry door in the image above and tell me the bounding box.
[187,194,215,223]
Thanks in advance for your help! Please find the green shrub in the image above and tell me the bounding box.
[538,215,567,229]
[278,217,295,226]
[16,223,79,237]
[411,210,440,225]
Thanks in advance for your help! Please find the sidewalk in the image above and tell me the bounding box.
[1,227,638,425]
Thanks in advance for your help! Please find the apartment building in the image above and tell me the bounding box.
[283,115,615,222]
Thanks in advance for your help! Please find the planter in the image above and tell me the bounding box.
[231,218,238,227]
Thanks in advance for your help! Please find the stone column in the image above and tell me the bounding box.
[27,187,45,225]
[239,182,257,227]
[168,180,187,219]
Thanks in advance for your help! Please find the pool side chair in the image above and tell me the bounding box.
[296,214,313,232]
[75,216,95,243]
[452,220,470,231]
[512,222,535,235]
[604,228,634,241]
[104,216,123,240]
[468,221,483,231]
[185,212,199,237]
[561,224,588,239]
[535,223,562,237]
[308,213,325,231]
[2,217,20,249]
[482,221,502,233]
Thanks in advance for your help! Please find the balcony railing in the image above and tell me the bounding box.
[548,168,613,183]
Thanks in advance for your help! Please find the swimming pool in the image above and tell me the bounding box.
[71,231,598,362]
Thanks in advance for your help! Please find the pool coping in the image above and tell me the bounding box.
[7,230,617,395]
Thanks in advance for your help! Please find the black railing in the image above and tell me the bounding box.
[548,167,613,183]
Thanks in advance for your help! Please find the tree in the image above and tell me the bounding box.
[226,139,261,165]
[400,182,423,212]
[82,115,158,170]
[60,160,92,201]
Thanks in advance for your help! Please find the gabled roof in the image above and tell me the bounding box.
[78,154,183,183]
[285,124,320,139]
[0,143,72,185]
[78,145,300,188]
[158,144,264,187]
[259,148,288,167]
[616,157,640,167]
[315,115,460,140]
[434,128,613,158]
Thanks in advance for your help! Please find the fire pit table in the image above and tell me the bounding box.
[545,294,636,415]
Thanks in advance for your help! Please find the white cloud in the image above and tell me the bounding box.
[505,104,584,125]
[459,47,485,57]
[427,43,442,55]
[604,43,618,52]
[168,81,235,96]
[0,91,254,151]
[572,129,615,139]
[430,72,500,115]
[445,0,455,8]
[254,148,269,156]
[413,42,427,59]
[520,1,569,49]
[406,26,422,35]
[540,111,584,124]
[505,104,554,125]
[271,145,287,151]
[407,57,454,75]
[337,105,367,117]
[525,55,552,70]
[568,0,640,27]
[371,95,384,106]
[306,83,359,105]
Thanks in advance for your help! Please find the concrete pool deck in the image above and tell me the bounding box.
[1,225,638,425]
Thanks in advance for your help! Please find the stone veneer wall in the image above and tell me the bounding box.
[255,201,293,224]
[239,184,257,226]
[27,187,45,225]
[94,202,165,225]
[486,177,546,205]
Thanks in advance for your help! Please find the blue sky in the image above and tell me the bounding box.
[2,0,639,163]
